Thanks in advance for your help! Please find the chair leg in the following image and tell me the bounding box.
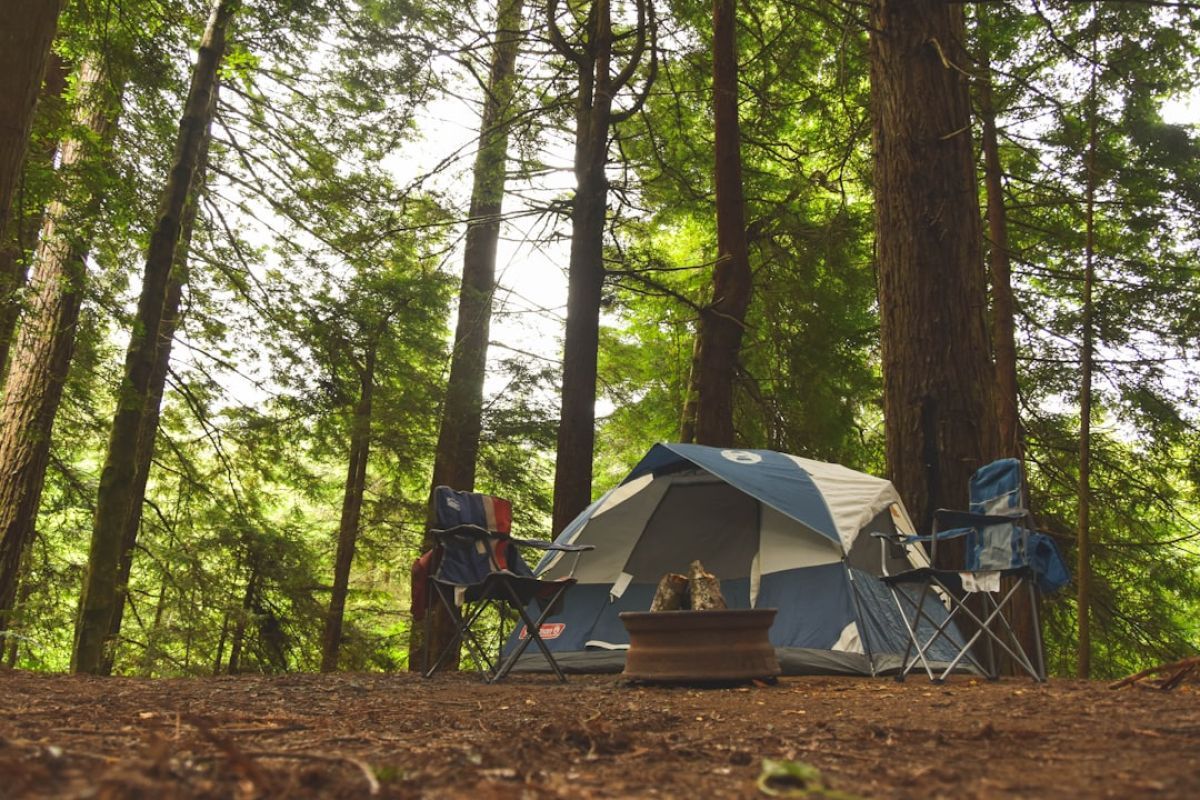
[424,586,496,679]
[942,580,1039,681]
[423,585,463,678]
[490,582,570,683]
[887,584,934,681]
[1029,581,1047,681]
[913,584,988,683]
[422,580,432,675]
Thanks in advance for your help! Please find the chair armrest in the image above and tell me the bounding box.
[870,531,904,542]
[933,508,1021,530]
[510,538,595,553]
[430,524,495,542]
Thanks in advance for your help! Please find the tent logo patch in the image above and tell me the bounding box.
[519,623,565,640]
[721,449,762,465]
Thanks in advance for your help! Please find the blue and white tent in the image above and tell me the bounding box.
[511,443,961,675]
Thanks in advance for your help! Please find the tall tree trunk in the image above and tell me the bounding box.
[100,85,218,676]
[693,0,751,447]
[412,0,525,673]
[679,335,700,443]
[976,29,1038,674]
[1077,64,1099,681]
[321,338,378,673]
[868,0,998,535]
[430,0,525,495]
[0,60,120,641]
[0,52,69,381]
[138,570,170,676]
[551,0,615,536]
[3,543,35,667]
[73,0,235,675]
[976,45,1019,460]
[227,563,258,675]
[547,0,653,534]
[0,0,64,239]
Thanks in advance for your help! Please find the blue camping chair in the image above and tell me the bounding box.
[875,459,1068,682]
[419,486,592,682]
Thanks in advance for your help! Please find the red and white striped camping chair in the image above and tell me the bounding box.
[416,486,592,682]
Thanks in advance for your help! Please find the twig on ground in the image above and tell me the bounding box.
[1109,656,1200,690]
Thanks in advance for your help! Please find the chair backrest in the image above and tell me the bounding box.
[432,486,512,534]
[968,458,1025,518]
[429,486,533,584]
[964,523,1023,571]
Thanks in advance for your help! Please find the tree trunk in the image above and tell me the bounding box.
[868,0,998,535]
[546,0,654,533]
[976,48,1019,460]
[693,0,752,448]
[551,0,615,536]
[3,543,35,667]
[1077,65,1099,681]
[73,0,235,675]
[0,0,63,239]
[100,84,218,676]
[412,0,525,673]
[321,338,378,672]
[138,570,170,676]
[678,335,700,443]
[0,60,120,641]
[0,51,69,381]
[430,0,525,495]
[975,29,1038,675]
[227,564,258,675]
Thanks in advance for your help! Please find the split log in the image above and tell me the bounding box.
[688,559,727,611]
[650,573,688,612]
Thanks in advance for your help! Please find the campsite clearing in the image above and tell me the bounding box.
[2,670,1197,798]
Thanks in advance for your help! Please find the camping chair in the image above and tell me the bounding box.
[874,458,1068,683]
[417,486,593,682]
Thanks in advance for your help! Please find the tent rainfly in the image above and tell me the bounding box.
[507,443,962,675]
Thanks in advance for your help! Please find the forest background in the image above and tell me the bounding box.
[0,0,1198,682]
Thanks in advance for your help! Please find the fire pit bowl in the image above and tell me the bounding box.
[619,608,780,682]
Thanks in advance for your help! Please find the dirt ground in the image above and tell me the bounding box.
[2,668,1198,799]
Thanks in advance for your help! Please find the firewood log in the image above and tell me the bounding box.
[650,573,688,612]
[688,559,727,611]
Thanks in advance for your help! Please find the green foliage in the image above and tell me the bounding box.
[978,0,1200,675]
[6,0,1199,679]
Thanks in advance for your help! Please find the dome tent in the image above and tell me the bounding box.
[508,443,962,675]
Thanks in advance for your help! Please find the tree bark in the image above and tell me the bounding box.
[976,47,1019,460]
[693,0,752,448]
[0,60,120,640]
[72,0,235,675]
[100,83,218,676]
[0,51,69,382]
[551,0,615,536]
[227,564,258,675]
[678,335,700,443]
[429,0,525,495]
[975,34,1038,675]
[868,0,998,536]
[321,338,378,672]
[687,559,726,611]
[0,0,64,240]
[412,0,525,673]
[650,572,688,611]
[1077,64,1099,681]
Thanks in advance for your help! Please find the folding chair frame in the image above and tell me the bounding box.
[422,526,591,683]
[880,556,1046,683]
